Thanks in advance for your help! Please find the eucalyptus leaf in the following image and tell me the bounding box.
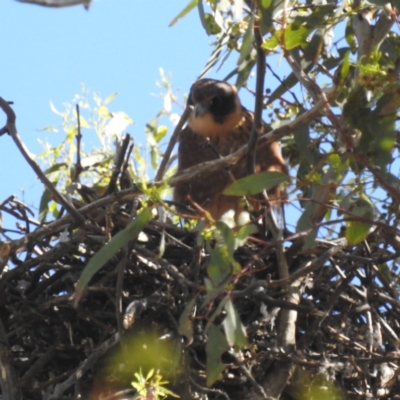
[224,171,288,196]
[74,207,152,305]
[169,0,197,27]
[206,324,228,386]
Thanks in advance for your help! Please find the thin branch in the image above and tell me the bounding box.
[155,105,192,181]
[73,104,83,181]
[0,98,85,224]
[16,0,91,8]
[104,133,131,195]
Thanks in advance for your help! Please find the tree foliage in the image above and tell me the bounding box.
[1,1,400,399]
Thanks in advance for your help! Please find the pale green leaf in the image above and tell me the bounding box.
[178,297,196,343]
[104,92,118,105]
[237,223,258,241]
[237,14,254,65]
[78,115,90,128]
[233,0,244,21]
[39,187,53,223]
[207,245,233,287]
[206,324,228,386]
[216,221,236,258]
[346,220,370,246]
[224,171,288,196]
[263,25,311,50]
[98,105,109,115]
[169,0,197,27]
[223,298,248,349]
[155,125,168,143]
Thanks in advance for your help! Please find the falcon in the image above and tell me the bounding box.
[173,78,287,221]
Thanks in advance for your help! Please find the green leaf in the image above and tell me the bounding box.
[233,0,244,21]
[294,122,316,163]
[178,297,196,343]
[344,87,396,169]
[293,3,335,29]
[263,24,311,51]
[196,1,221,35]
[77,114,90,128]
[223,171,288,196]
[296,203,314,233]
[303,229,318,250]
[216,221,236,258]
[203,13,222,35]
[345,195,374,246]
[237,14,254,66]
[207,245,233,287]
[235,57,256,89]
[346,220,370,246]
[155,125,168,142]
[199,30,231,77]
[222,298,248,349]
[104,92,118,105]
[169,0,197,27]
[74,207,152,305]
[206,324,228,386]
[80,154,110,168]
[259,0,291,34]
[237,223,258,241]
[44,162,67,175]
[282,24,312,49]
[38,187,53,223]
[341,50,351,80]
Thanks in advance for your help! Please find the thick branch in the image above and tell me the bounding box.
[246,25,265,175]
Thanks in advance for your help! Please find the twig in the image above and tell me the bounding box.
[16,0,91,8]
[155,105,192,181]
[230,350,267,398]
[73,104,83,181]
[104,133,131,195]
[115,249,128,339]
[0,98,85,224]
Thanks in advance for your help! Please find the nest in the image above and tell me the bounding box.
[1,98,400,400]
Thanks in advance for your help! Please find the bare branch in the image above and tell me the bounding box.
[0,98,85,224]
[16,0,91,8]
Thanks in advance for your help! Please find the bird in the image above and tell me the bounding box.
[173,78,287,221]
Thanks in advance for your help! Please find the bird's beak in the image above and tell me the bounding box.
[193,103,208,118]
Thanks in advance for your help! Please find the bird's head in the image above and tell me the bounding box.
[187,79,243,138]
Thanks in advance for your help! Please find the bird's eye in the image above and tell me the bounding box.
[210,96,222,108]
